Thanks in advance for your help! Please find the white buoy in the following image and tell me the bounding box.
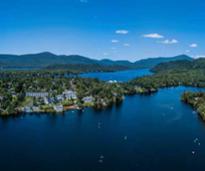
[99,155,104,159]
[194,138,199,143]
[97,122,102,129]
[98,159,103,163]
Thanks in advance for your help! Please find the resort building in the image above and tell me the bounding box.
[26,92,49,98]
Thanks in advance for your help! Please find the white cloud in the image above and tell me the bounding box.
[195,55,205,58]
[111,39,119,43]
[123,43,130,47]
[115,30,129,35]
[80,0,88,3]
[185,50,191,53]
[190,43,198,48]
[159,39,178,44]
[103,52,109,56]
[143,33,164,39]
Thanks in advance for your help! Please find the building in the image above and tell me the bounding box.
[56,95,64,101]
[43,97,49,104]
[26,92,49,98]
[63,90,77,100]
[53,105,64,112]
[82,96,94,103]
[108,80,118,84]
[23,107,32,113]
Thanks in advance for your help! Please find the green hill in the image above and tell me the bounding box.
[134,55,193,69]
[152,58,205,73]
[0,52,193,72]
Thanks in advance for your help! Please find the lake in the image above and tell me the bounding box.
[0,70,205,171]
[80,69,151,82]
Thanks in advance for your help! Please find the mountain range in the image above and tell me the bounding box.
[0,52,193,71]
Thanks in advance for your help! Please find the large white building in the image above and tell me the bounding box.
[26,92,49,98]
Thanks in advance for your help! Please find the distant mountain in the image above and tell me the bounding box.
[134,55,193,69]
[152,58,205,73]
[0,52,193,72]
[100,59,135,68]
[0,52,98,67]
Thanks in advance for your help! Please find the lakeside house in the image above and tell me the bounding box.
[22,106,32,113]
[82,96,94,103]
[26,92,49,98]
[53,105,64,112]
[32,106,40,112]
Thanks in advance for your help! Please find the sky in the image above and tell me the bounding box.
[0,0,205,61]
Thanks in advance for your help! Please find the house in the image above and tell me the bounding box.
[56,95,64,101]
[26,92,49,98]
[23,106,32,113]
[53,105,64,112]
[43,97,49,105]
[82,96,94,103]
[63,90,77,100]
[32,106,40,112]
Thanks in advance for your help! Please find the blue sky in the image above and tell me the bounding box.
[1,0,205,61]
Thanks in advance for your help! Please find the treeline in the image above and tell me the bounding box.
[182,92,205,120]
[131,70,205,90]
[45,63,130,73]
[151,58,205,73]
[131,58,205,91]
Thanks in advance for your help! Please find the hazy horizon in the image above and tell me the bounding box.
[0,51,198,62]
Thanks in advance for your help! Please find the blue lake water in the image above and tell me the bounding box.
[0,70,205,171]
[80,69,151,82]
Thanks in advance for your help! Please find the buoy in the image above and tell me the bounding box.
[98,122,102,129]
[99,155,104,159]
[194,138,199,143]
[98,159,103,163]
